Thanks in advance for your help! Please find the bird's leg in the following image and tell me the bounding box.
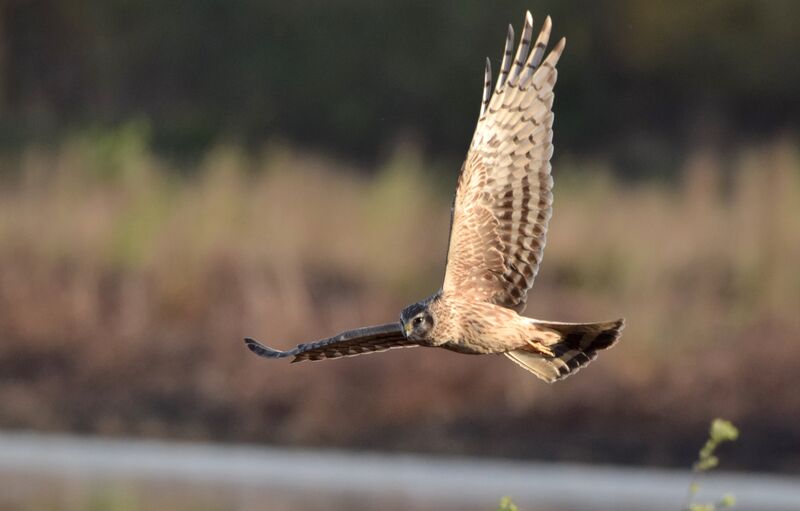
[525,338,554,357]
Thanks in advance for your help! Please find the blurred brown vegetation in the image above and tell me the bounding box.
[0,128,798,470]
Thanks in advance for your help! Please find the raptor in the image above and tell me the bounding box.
[245,12,624,382]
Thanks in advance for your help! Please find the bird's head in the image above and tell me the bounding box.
[400,300,434,341]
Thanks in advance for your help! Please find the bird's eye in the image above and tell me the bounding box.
[412,316,423,326]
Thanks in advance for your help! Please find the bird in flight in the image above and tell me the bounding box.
[245,12,624,382]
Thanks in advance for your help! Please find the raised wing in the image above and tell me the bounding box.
[442,12,564,313]
[244,323,417,363]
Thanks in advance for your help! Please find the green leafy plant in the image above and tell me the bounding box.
[684,418,739,511]
[497,497,518,511]
[493,420,740,511]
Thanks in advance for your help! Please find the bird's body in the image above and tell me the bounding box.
[245,11,624,383]
[418,294,538,354]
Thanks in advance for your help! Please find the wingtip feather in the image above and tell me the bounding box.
[508,11,535,85]
[496,24,516,92]
[244,337,293,359]
[480,57,492,117]
[541,37,566,69]
[520,14,555,83]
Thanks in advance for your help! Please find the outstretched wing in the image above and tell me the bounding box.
[244,323,417,363]
[442,12,564,313]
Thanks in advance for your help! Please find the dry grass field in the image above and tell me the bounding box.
[1,129,798,470]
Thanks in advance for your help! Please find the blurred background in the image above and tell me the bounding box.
[1,0,799,510]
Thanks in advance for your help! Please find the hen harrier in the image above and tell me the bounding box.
[245,12,624,382]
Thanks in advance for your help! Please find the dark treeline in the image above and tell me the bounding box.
[1,0,798,176]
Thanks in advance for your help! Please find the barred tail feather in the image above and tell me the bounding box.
[505,318,624,383]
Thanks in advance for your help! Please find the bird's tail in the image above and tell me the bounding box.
[504,318,624,383]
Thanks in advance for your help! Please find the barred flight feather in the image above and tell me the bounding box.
[245,323,417,363]
[443,11,565,313]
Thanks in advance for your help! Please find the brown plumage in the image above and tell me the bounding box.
[244,11,624,383]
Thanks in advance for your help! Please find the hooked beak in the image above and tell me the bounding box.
[403,321,412,337]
